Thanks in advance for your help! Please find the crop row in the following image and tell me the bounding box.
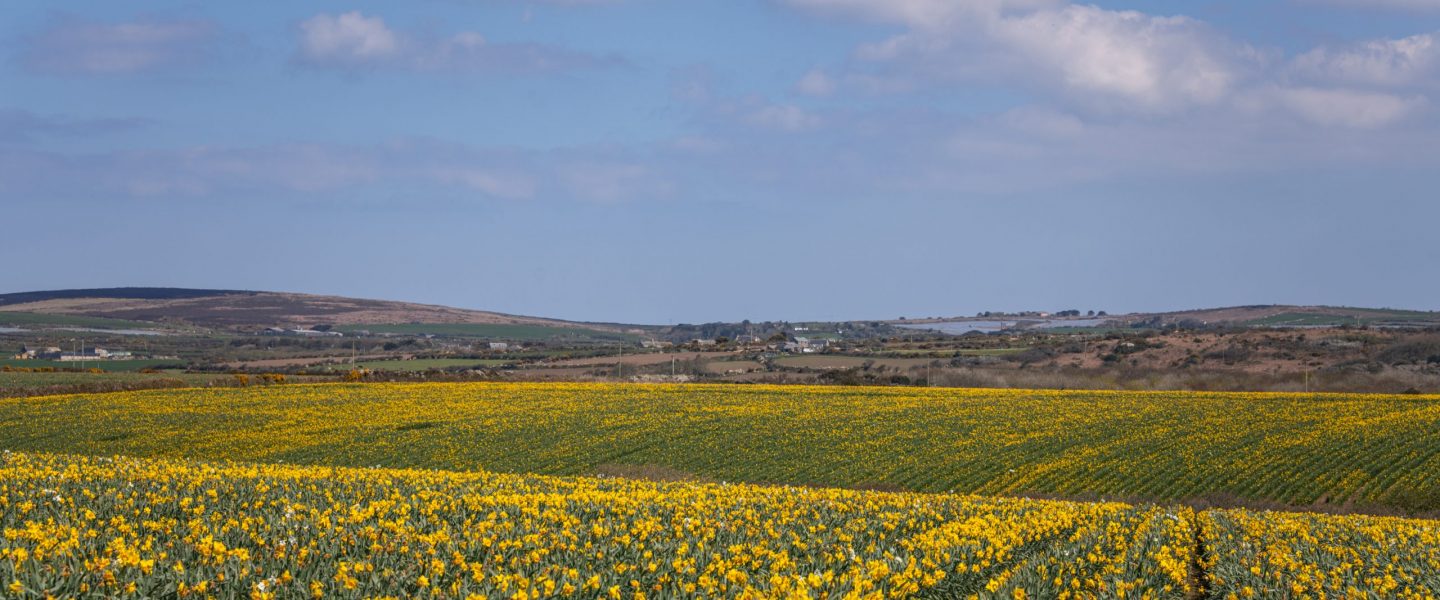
[4,452,1439,599]
[2,383,1439,508]
[2,451,1199,599]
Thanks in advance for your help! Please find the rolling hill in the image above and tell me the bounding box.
[0,287,625,332]
[1115,304,1440,329]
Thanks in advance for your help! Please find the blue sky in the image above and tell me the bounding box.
[4,0,1440,323]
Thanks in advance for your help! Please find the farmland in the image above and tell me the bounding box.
[335,323,638,342]
[0,311,165,331]
[3,383,1440,511]
[4,450,1440,599]
[2,382,1440,597]
[0,370,231,398]
[0,358,184,372]
[307,358,513,371]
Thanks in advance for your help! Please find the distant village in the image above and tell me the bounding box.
[648,334,834,354]
[11,345,148,361]
[262,327,345,337]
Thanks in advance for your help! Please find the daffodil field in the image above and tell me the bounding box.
[1200,509,1440,598]
[1,382,1438,598]
[0,451,1207,599]
[3,383,1439,506]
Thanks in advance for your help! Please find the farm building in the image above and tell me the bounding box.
[262,327,343,337]
[56,347,122,361]
[782,337,831,353]
[12,345,55,359]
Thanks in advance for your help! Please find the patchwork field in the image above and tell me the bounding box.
[2,382,1439,597]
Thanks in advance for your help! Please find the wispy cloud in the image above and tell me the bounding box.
[1291,32,1440,88]
[0,138,671,205]
[1295,0,1440,10]
[294,11,619,73]
[20,14,225,75]
[0,109,152,143]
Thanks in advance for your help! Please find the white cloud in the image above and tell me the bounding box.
[295,11,615,73]
[814,3,1248,113]
[297,12,400,65]
[1257,86,1426,128]
[782,0,1062,28]
[783,0,1440,126]
[21,15,222,75]
[1291,32,1439,87]
[795,68,837,95]
[987,6,1241,111]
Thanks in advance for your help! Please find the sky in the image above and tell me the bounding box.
[3,0,1440,324]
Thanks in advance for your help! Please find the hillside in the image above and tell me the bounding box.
[1115,304,1440,329]
[0,287,614,331]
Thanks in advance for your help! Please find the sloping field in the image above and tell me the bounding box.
[4,451,1439,599]
[0,311,165,330]
[3,383,1439,510]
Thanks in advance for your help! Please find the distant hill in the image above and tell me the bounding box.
[0,287,616,331]
[0,287,255,306]
[1112,305,1440,329]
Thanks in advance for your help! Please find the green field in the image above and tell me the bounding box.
[1246,308,1440,327]
[335,322,638,342]
[3,382,1440,511]
[0,311,164,330]
[0,358,184,371]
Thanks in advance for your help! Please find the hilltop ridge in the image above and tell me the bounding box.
[0,287,605,331]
